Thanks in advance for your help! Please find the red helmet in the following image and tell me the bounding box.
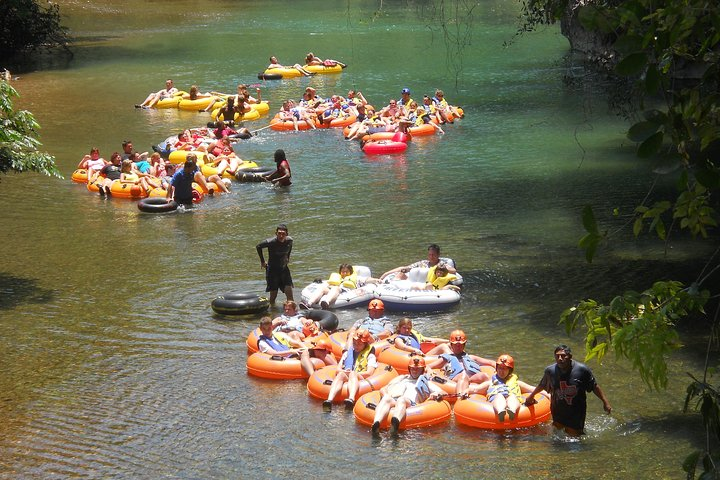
[449,329,467,344]
[496,354,515,369]
[368,299,384,311]
[407,356,426,369]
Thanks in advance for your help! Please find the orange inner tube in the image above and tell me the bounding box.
[453,392,551,429]
[353,390,452,430]
[306,363,398,402]
[246,352,326,380]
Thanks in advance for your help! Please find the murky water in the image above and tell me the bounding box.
[0,0,707,477]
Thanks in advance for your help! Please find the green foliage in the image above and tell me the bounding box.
[578,205,605,263]
[0,80,61,179]
[684,373,720,478]
[560,280,709,390]
[581,0,720,245]
[518,0,720,476]
[0,0,69,61]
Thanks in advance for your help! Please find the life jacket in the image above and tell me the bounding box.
[414,374,432,403]
[342,344,375,373]
[397,329,425,349]
[427,265,457,289]
[421,103,436,114]
[487,373,522,399]
[441,352,481,378]
[328,270,358,289]
[431,273,457,290]
[257,333,291,352]
[398,97,414,108]
[123,173,138,182]
[432,96,449,108]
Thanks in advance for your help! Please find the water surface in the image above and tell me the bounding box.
[0,1,706,477]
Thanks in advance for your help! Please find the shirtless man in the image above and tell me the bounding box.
[136,79,178,109]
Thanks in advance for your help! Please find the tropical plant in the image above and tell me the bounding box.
[0,80,61,179]
[517,0,720,477]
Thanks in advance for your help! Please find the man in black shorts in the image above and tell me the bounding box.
[524,344,612,436]
[256,224,294,304]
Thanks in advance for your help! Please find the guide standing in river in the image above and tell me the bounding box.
[524,344,612,436]
[256,224,294,305]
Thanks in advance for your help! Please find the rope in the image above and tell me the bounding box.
[250,124,273,135]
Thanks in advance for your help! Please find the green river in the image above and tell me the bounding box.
[0,0,709,477]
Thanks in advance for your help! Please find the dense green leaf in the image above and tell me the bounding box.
[637,131,664,158]
[613,34,644,54]
[616,52,649,76]
[628,120,661,142]
[581,204,598,234]
[633,216,644,236]
[695,167,720,189]
[644,65,660,94]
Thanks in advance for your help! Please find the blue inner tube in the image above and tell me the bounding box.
[301,309,339,332]
[138,197,178,213]
[211,293,270,316]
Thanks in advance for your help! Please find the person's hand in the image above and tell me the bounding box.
[261,261,267,269]
[603,402,612,415]
[524,396,537,407]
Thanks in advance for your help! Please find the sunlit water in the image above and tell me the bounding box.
[0,0,708,477]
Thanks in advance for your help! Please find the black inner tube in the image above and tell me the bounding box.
[257,73,282,81]
[211,293,270,315]
[301,309,339,331]
[138,197,178,213]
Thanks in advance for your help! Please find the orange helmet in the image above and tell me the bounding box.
[407,356,426,369]
[353,328,373,343]
[449,329,467,344]
[310,338,332,351]
[368,299,384,311]
[496,354,515,369]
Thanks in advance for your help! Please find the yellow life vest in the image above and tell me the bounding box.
[328,270,358,289]
[431,273,457,290]
[410,328,426,343]
[353,344,374,373]
[487,373,522,399]
[274,333,293,348]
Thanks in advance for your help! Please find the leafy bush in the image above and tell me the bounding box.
[0,0,70,61]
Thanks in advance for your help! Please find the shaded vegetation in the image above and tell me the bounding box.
[515,0,720,477]
[0,0,71,63]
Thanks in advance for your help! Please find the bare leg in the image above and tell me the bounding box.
[346,371,362,400]
[283,285,294,302]
[391,398,411,425]
[372,395,396,425]
[299,350,314,377]
[327,371,349,402]
[325,286,342,306]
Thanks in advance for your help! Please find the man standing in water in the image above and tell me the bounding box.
[524,345,612,436]
[256,224,294,305]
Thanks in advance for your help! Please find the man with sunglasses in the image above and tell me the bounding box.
[524,344,612,436]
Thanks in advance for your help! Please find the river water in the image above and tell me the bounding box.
[0,0,709,478]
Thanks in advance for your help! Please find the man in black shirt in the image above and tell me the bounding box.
[256,224,294,304]
[525,345,612,436]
